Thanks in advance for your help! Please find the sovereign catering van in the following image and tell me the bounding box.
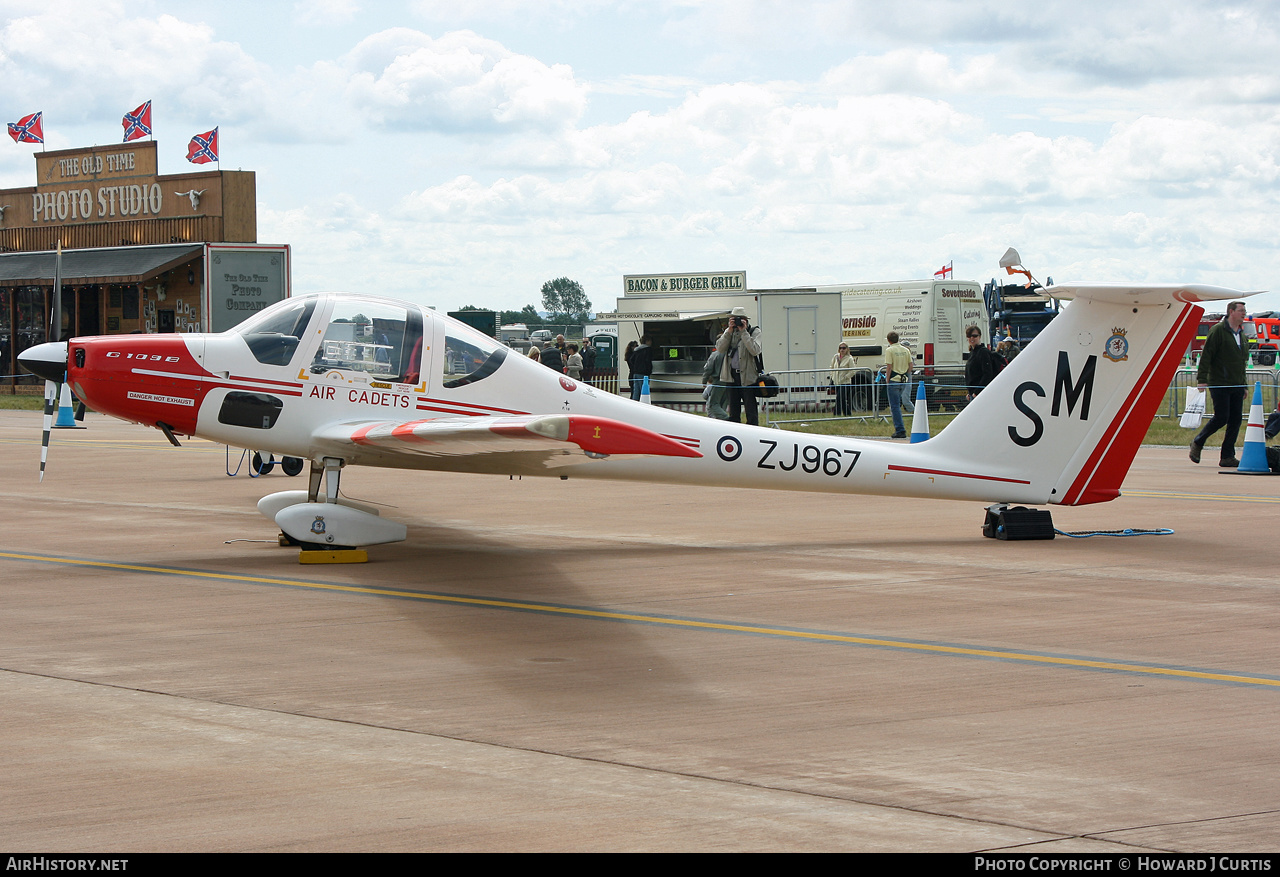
[816,279,989,408]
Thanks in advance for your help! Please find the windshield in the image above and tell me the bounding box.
[233,297,317,366]
[233,297,317,337]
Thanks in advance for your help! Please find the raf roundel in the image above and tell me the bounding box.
[716,436,742,462]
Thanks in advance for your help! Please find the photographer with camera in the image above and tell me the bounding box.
[715,307,763,425]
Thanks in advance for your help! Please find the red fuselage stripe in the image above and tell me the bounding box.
[886,464,1032,485]
[207,381,304,397]
[416,405,487,417]
[229,374,303,388]
[417,396,526,415]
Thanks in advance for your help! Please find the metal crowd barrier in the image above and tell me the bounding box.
[767,366,881,419]
[759,365,972,427]
[1162,368,1279,419]
[671,361,1280,428]
[764,364,1280,428]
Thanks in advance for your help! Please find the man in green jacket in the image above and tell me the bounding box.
[1191,301,1250,468]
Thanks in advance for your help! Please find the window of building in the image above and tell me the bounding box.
[14,287,46,384]
[0,288,11,380]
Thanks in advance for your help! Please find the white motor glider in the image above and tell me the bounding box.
[18,278,1246,551]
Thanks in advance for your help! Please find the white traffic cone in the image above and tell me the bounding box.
[640,375,652,405]
[1237,381,1270,473]
[909,382,929,443]
[52,380,84,429]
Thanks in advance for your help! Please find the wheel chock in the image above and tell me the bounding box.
[298,548,369,564]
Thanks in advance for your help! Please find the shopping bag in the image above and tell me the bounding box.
[1180,386,1205,429]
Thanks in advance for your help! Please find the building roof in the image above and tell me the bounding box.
[0,243,203,286]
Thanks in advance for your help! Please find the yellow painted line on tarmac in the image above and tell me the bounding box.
[1124,489,1280,504]
[4,549,1280,690]
[0,436,224,451]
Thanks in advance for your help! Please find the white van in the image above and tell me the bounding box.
[817,279,988,407]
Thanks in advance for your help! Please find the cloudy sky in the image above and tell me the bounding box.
[3,0,1279,313]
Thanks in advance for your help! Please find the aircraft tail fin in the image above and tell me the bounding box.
[924,283,1246,506]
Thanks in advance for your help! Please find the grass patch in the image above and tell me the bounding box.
[0,394,47,410]
[1143,416,1201,446]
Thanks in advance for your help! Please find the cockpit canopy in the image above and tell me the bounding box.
[231,293,507,388]
[234,296,317,366]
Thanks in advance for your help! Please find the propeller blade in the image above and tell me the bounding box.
[18,342,69,482]
[40,380,55,481]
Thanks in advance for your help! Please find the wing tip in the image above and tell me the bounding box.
[565,415,703,458]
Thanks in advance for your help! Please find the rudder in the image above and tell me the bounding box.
[925,288,1209,506]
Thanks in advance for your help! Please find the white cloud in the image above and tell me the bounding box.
[293,0,360,27]
[0,5,272,123]
[818,49,1006,97]
[264,36,1280,307]
[0,9,587,146]
[332,27,586,131]
[9,2,1280,310]
[408,0,617,25]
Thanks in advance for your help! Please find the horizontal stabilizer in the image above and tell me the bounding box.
[1042,283,1261,306]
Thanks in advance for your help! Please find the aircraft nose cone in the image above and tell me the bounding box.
[18,341,68,383]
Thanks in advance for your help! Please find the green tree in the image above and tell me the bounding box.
[500,304,544,326]
[540,277,591,324]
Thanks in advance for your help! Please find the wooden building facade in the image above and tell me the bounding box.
[1,140,257,390]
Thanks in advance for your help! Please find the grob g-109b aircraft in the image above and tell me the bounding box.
[19,280,1246,551]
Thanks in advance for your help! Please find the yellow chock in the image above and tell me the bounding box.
[298,549,369,564]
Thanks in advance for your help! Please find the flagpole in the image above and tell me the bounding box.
[51,239,62,343]
[39,239,63,481]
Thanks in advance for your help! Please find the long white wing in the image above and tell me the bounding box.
[309,413,701,475]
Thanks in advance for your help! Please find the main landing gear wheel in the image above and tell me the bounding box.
[259,458,408,562]
[251,453,304,476]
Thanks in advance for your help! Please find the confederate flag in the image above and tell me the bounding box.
[186,127,218,164]
[7,111,43,144]
[122,101,152,142]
